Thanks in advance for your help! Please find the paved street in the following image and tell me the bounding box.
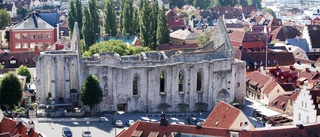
[24,112,210,137]
[20,98,268,137]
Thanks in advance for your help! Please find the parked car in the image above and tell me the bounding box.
[82,131,91,137]
[185,117,198,125]
[126,120,135,126]
[62,127,73,137]
[113,120,123,127]
[197,118,206,124]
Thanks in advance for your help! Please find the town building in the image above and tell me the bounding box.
[36,19,246,113]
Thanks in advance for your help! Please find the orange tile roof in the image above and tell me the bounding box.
[289,91,300,101]
[264,81,278,95]
[117,120,230,137]
[268,95,289,112]
[246,71,272,89]
[202,101,240,128]
[0,117,39,137]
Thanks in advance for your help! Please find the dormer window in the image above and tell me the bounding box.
[10,60,16,64]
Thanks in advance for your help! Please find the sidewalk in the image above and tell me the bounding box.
[36,117,110,123]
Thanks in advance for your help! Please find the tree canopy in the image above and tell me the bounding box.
[104,0,117,36]
[262,8,276,18]
[82,40,151,57]
[0,9,10,30]
[16,65,31,83]
[80,74,103,113]
[0,72,23,110]
[82,0,100,50]
[156,5,170,45]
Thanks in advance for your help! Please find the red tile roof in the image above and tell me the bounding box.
[0,117,39,137]
[246,71,272,89]
[268,95,289,112]
[272,26,301,41]
[202,101,240,128]
[289,91,300,101]
[116,120,230,137]
[263,81,278,95]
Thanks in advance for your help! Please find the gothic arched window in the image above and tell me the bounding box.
[197,70,202,91]
[133,74,139,95]
[160,71,165,93]
[178,70,184,92]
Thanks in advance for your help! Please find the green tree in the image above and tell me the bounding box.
[0,9,10,30]
[4,30,9,43]
[80,75,103,114]
[197,30,211,46]
[248,0,261,9]
[82,0,100,50]
[156,5,170,45]
[104,0,117,36]
[139,0,153,49]
[0,72,23,110]
[169,0,185,8]
[132,7,139,35]
[262,8,276,18]
[17,6,28,18]
[120,0,134,35]
[82,40,151,57]
[69,0,83,39]
[238,0,248,5]
[75,0,83,39]
[150,1,158,49]
[212,0,238,6]
[16,65,31,83]
[193,0,210,9]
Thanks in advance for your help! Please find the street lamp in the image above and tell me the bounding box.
[45,105,49,123]
[86,121,90,131]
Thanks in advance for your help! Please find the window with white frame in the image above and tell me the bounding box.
[15,43,21,49]
[10,60,16,64]
[15,34,20,39]
[23,43,28,48]
[22,34,28,39]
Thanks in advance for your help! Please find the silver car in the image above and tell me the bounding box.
[126,120,135,126]
[81,131,91,137]
[114,120,123,127]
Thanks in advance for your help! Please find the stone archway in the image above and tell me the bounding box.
[216,89,231,103]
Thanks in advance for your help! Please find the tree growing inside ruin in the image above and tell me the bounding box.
[0,9,10,30]
[82,40,151,57]
[16,65,31,83]
[0,72,23,110]
[156,5,170,45]
[104,0,117,36]
[80,74,103,114]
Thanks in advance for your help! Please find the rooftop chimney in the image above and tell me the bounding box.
[306,68,310,72]
[196,122,202,129]
[290,65,295,70]
[312,62,316,68]
[242,122,249,131]
[159,112,168,126]
[35,45,39,55]
[239,45,243,50]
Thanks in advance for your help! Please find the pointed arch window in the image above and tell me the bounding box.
[178,70,184,92]
[133,74,139,95]
[160,71,165,93]
[197,70,202,91]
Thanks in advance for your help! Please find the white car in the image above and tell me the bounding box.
[126,120,135,126]
[82,131,91,137]
[114,120,123,127]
